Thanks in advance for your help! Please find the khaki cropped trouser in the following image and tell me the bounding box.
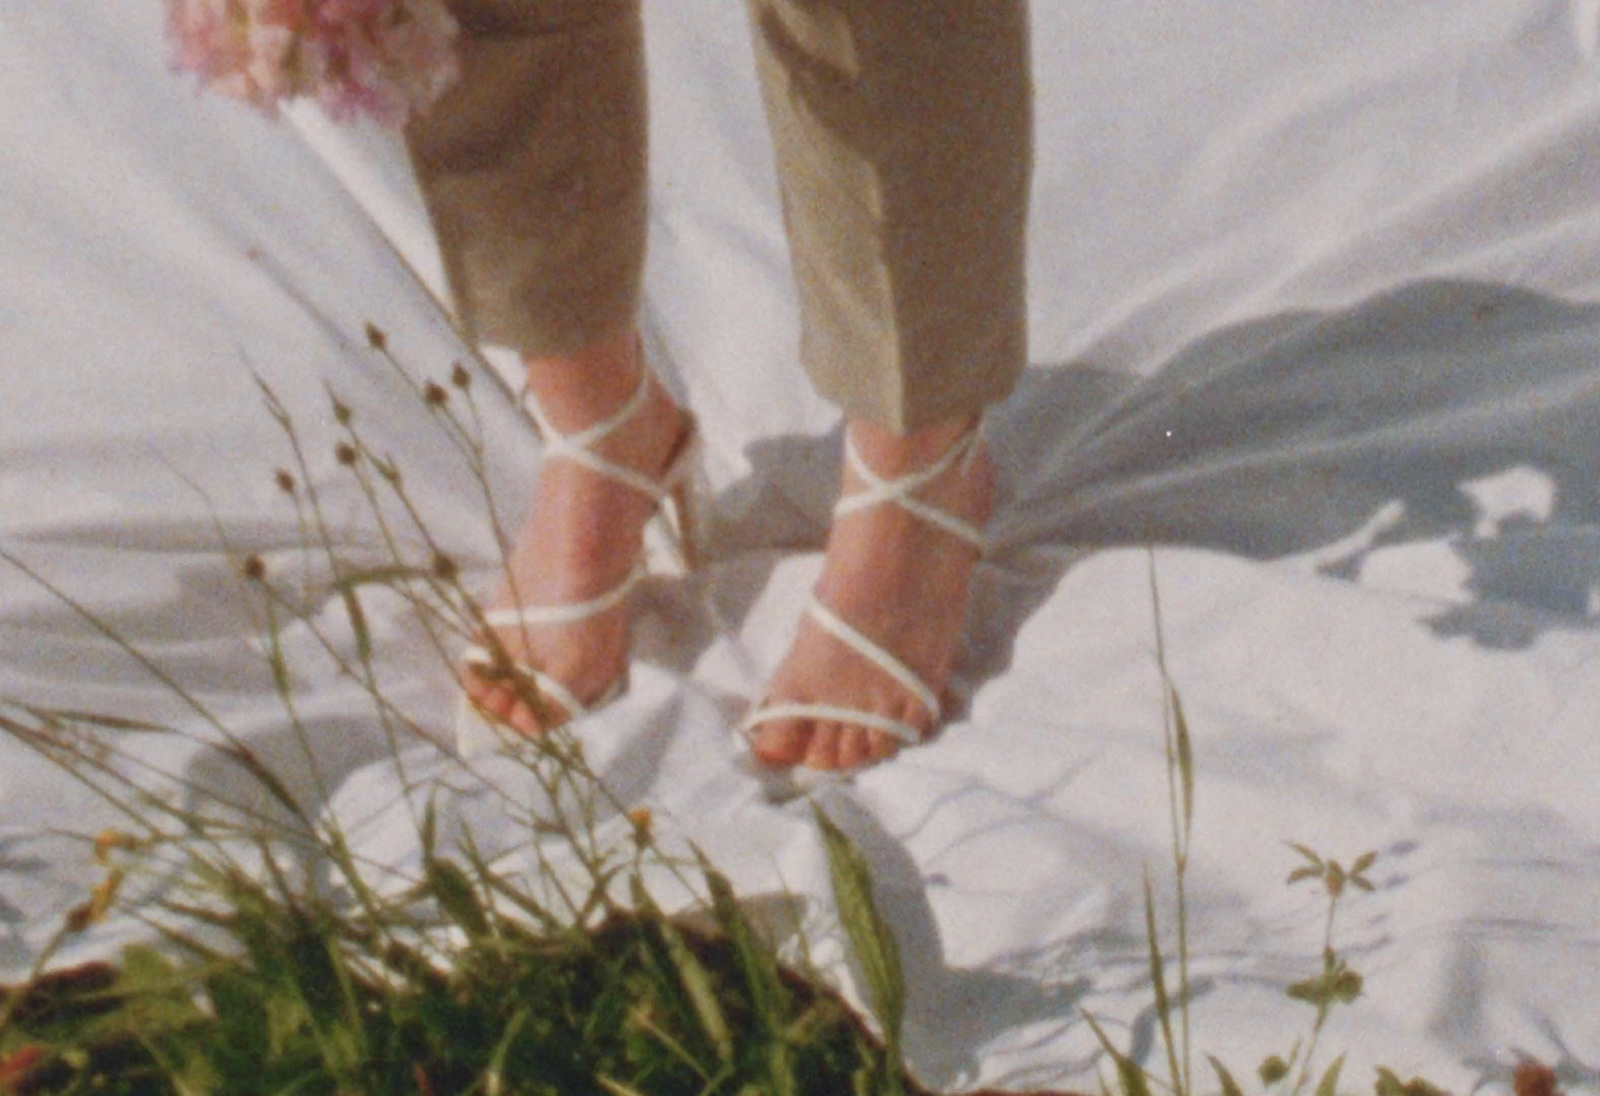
[405,0,1031,433]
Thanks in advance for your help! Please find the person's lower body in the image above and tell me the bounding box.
[406,0,1032,771]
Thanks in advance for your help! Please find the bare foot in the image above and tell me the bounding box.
[747,417,992,771]
[462,330,691,734]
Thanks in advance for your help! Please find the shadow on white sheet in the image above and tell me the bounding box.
[5,0,1600,1092]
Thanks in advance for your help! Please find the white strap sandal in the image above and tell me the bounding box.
[455,364,703,755]
[740,422,986,792]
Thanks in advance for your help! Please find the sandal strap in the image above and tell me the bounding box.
[522,365,669,503]
[806,597,942,719]
[737,597,941,754]
[456,653,604,724]
[478,562,645,629]
[741,701,926,746]
[832,424,986,550]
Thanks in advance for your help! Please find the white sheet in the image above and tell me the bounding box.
[6,1,1600,1091]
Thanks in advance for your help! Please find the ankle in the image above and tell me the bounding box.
[522,330,689,478]
[847,415,981,479]
[522,328,645,435]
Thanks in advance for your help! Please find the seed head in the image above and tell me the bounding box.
[332,398,353,425]
[423,381,449,407]
[335,442,358,466]
[364,322,388,351]
[93,829,140,864]
[274,468,296,494]
[627,806,653,843]
[242,555,267,581]
[432,552,459,582]
[451,362,471,389]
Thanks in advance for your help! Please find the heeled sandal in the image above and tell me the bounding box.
[455,363,703,755]
[739,423,986,793]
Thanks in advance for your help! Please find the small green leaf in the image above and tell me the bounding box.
[1210,1056,1248,1096]
[815,807,906,1070]
[484,1008,529,1096]
[1083,1013,1153,1096]
[425,857,488,938]
[1331,968,1364,1005]
[1260,1055,1292,1086]
[1288,866,1324,885]
[1375,1067,1407,1096]
[420,797,438,860]
[1117,1053,1156,1096]
[1170,684,1196,831]
[1350,851,1377,876]
[1289,843,1324,868]
[1287,976,1321,1005]
[1315,1054,1347,1096]
[657,913,733,1065]
[1352,876,1376,893]
[1371,1068,1451,1096]
[339,587,371,662]
[702,860,788,1034]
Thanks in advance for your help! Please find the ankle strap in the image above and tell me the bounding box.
[833,423,986,550]
[521,366,668,502]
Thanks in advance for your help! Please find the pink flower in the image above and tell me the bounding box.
[166,0,458,127]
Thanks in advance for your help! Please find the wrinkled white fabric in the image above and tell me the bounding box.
[5,1,1600,1091]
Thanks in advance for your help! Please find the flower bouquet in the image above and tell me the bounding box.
[165,0,460,127]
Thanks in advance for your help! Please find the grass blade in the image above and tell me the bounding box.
[1143,870,1183,1096]
[702,859,788,1035]
[1170,683,1196,835]
[1210,1055,1248,1096]
[814,807,906,1092]
[484,1008,529,1096]
[1314,1054,1346,1096]
[1083,1012,1155,1096]
[630,877,732,1068]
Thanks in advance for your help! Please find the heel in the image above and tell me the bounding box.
[645,413,709,575]
[457,356,697,742]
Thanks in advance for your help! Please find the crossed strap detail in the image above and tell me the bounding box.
[519,366,671,505]
[459,366,685,733]
[832,423,986,551]
[459,563,645,720]
[742,597,940,745]
[742,421,986,752]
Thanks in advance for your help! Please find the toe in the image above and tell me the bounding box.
[867,728,900,763]
[507,698,544,737]
[749,716,809,766]
[804,723,842,770]
[837,727,873,770]
[481,683,517,723]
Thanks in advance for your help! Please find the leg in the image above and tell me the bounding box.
[406,0,649,357]
[407,0,689,732]
[752,415,994,769]
[743,0,1032,768]
[743,0,1032,431]
[464,332,689,735]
